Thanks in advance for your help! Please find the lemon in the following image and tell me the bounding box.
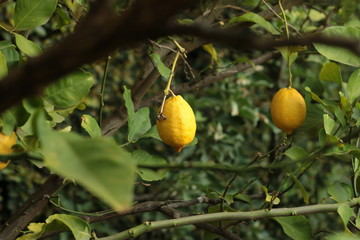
[156,95,196,152]
[0,132,16,170]
[0,132,16,154]
[270,87,306,135]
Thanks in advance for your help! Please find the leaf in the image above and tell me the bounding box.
[327,232,359,240]
[305,87,332,111]
[14,33,42,57]
[276,46,298,66]
[314,26,360,67]
[228,12,280,35]
[134,150,167,181]
[323,114,336,135]
[292,176,310,204]
[284,147,309,161]
[339,92,352,115]
[203,44,218,63]
[128,108,151,142]
[347,69,360,104]
[123,86,151,142]
[44,70,94,109]
[337,205,355,230]
[1,104,30,135]
[0,40,19,68]
[81,114,101,138]
[319,62,342,86]
[14,0,58,30]
[150,53,171,79]
[18,214,91,240]
[0,51,7,78]
[274,216,312,240]
[139,125,161,141]
[328,182,353,203]
[40,128,136,211]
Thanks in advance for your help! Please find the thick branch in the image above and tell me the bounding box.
[99,197,360,240]
[0,174,64,240]
[159,206,242,240]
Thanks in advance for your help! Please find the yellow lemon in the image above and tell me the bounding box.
[0,132,16,170]
[270,87,306,135]
[0,132,16,154]
[156,95,196,152]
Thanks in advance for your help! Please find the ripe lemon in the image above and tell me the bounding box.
[0,132,16,154]
[270,87,306,135]
[0,132,16,170]
[156,95,196,152]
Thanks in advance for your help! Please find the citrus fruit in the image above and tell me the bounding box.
[270,87,306,135]
[156,95,196,152]
[0,132,16,170]
[0,132,16,154]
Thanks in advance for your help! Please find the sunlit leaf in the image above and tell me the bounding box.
[18,214,91,240]
[323,114,336,135]
[14,0,58,30]
[14,33,42,57]
[81,114,101,138]
[314,26,360,67]
[319,62,342,86]
[44,70,94,109]
[337,205,355,230]
[150,53,171,79]
[228,12,280,34]
[40,126,136,211]
[347,69,360,104]
[284,147,309,161]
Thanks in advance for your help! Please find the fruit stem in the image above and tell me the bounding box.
[279,0,293,88]
[99,55,111,128]
[164,51,180,96]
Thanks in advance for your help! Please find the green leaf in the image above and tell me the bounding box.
[0,40,19,68]
[203,44,218,63]
[14,0,58,30]
[44,70,94,109]
[274,216,312,240]
[150,53,171,79]
[337,205,355,230]
[128,108,151,142]
[40,129,136,211]
[139,125,161,141]
[228,12,280,35]
[339,91,353,116]
[123,86,151,142]
[334,106,346,127]
[323,114,336,135]
[328,182,353,203]
[81,114,101,138]
[327,232,359,240]
[1,104,30,135]
[292,176,310,204]
[314,26,360,67]
[276,46,298,66]
[319,62,342,85]
[305,87,332,111]
[0,51,7,78]
[14,33,42,57]
[134,150,167,181]
[347,69,360,104]
[18,214,91,240]
[284,147,309,161]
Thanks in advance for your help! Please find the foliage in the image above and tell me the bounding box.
[0,0,359,240]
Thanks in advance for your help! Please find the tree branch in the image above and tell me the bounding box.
[98,197,360,240]
[0,174,64,240]
[159,206,242,240]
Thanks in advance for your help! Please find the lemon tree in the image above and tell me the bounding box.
[0,1,359,240]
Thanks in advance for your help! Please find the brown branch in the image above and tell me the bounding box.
[0,174,64,240]
[0,0,196,114]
